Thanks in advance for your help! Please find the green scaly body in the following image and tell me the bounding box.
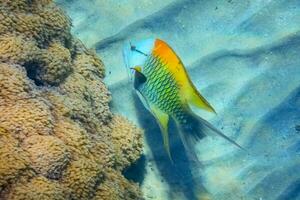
[139,55,188,124]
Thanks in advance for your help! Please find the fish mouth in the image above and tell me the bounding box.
[122,42,129,69]
[122,41,135,81]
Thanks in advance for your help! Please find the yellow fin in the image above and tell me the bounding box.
[150,105,172,162]
[185,84,216,114]
[151,39,215,114]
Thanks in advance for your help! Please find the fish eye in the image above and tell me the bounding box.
[130,42,136,51]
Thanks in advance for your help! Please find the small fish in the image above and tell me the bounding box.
[123,38,243,161]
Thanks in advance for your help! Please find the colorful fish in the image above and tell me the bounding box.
[123,38,243,161]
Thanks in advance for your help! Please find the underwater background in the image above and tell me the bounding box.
[55,0,299,199]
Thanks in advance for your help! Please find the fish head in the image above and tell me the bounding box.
[122,38,155,80]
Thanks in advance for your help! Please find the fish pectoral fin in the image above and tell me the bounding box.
[150,105,172,162]
[185,84,216,114]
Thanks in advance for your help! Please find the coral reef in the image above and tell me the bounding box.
[95,169,143,200]
[0,0,143,199]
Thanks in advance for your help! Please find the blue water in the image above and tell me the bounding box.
[57,1,300,199]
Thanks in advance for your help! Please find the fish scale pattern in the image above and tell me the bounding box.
[141,55,190,126]
[0,0,144,199]
[142,55,182,115]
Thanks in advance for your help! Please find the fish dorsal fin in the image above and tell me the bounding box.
[185,84,216,114]
[152,39,179,67]
[152,39,189,84]
[150,104,172,162]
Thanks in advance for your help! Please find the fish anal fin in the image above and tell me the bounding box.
[150,105,172,162]
[185,84,216,114]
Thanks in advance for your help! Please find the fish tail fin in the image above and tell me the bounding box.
[176,107,245,160]
[175,108,206,164]
[196,115,246,151]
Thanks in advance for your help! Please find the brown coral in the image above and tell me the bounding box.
[5,176,68,200]
[0,0,143,199]
[110,116,143,170]
[0,128,33,194]
[39,42,72,85]
[95,169,143,200]
[23,135,71,179]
